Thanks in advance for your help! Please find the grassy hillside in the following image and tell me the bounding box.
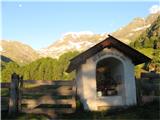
[130,15,160,48]
[136,48,153,58]
[130,15,160,73]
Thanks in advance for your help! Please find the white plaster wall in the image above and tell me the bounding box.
[76,47,137,111]
[123,60,137,105]
[76,67,83,99]
[76,66,85,103]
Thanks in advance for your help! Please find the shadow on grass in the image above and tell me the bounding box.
[1,100,159,120]
[61,100,160,120]
[1,111,49,120]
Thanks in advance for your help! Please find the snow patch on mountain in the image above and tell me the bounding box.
[119,27,123,30]
[63,31,94,37]
[132,24,151,32]
[38,32,108,58]
[68,41,94,51]
[0,46,3,52]
[127,33,133,37]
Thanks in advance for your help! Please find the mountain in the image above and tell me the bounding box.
[131,15,160,73]
[39,13,159,58]
[1,13,159,62]
[112,13,160,44]
[131,15,160,48]
[38,31,108,58]
[0,40,39,65]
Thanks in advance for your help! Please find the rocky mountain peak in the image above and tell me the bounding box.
[1,13,159,63]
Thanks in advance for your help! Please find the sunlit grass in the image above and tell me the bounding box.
[136,48,154,58]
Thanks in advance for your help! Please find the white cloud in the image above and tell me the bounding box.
[149,5,160,14]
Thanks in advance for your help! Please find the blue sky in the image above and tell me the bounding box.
[1,0,160,49]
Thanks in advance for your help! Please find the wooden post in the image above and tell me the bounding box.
[18,76,23,112]
[72,80,76,111]
[136,78,142,105]
[9,73,19,116]
[139,73,143,105]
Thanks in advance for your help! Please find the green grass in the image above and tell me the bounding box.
[61,100,160,120]
[1,101,159,120]
[1,112,49,120]
[136,48,153,58]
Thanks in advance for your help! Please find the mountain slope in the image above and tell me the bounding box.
[39,13,159,58]
[131,15,160,48]
[1,13,159,61]
[131,15,160,73]
[112,13,160,44]
[0,40,40,65]
[38,32,108,58]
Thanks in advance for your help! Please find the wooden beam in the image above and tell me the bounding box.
[22,89,74,96]
[22,85,72,92]
[21,98,75,109]
[141,72,160,78]
[1,83,10,88]
[22,108,74,114]
[23,80,74,86]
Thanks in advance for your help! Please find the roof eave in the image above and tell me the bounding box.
[66,35,152,73]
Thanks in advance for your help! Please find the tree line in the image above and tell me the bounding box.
[1,51,79,82]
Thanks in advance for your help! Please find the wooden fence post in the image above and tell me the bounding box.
[9,73,19,116]
[72,80,76,111]
[139,77,143,105]
[18,76,23,112]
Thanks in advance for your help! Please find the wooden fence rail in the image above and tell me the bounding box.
[1,73,76,118]
[1,83,10,88]
[20,79,76,118]
[1,82,10,111]
[23,80,74,85]
[138,71,160,104]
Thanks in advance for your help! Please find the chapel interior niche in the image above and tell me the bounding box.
[96,57,123,97]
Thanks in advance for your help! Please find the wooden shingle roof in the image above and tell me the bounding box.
[66,35,151,73]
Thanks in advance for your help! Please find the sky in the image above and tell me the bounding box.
[1,0,160,49]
